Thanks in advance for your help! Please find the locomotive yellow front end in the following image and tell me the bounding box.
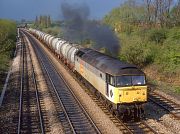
[118,86,147,103]
[106,74,147,119]
[111,86,147,104]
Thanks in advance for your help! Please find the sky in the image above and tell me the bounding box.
[0,0,125,21]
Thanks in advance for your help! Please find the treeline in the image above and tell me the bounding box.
[0,19,16,72]
[145,0,180,27]
[104,0,180,33]
[103,0,180,75]
[34,15,51,28]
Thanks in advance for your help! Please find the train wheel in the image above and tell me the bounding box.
[133,107,140,121]
[96,91,101,100]
[140,106,145,119]
[118,111,125,120]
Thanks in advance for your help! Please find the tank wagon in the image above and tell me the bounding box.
[28,28,147,119]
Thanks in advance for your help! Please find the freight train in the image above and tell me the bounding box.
[27,28,147,119]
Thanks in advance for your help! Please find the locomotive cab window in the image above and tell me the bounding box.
[76,51,85,57]
[116,75,146,87]
[106,74,115,86]
[132,76,146,85]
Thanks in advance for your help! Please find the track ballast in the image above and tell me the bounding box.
[24,31,101,134]
[17,33,45,134]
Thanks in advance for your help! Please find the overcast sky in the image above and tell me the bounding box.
[0,0,125,21]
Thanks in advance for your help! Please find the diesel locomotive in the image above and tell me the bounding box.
[27,28,147,119]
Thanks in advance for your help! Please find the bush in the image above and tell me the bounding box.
[167,27,180,40]
[155,44,180,73]
[0,19,16,70]
[120,40,154,67]
[175,86,180,94]
[148,29,167,44]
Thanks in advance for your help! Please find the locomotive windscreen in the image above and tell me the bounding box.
[116,75,146,87]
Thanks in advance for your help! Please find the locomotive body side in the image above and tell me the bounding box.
[75,54,107,96]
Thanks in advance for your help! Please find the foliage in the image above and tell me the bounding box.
[103,0,145,33]
[175,86,180,94]
[154,28,180,73]
[170,2,180,26]
[167,27,180,40]
[102,1,180,94]
[103,0,180,72]
[117,26,180,74]
[119,34,154,67]
[0,19,16,71]
[148,29,167,44]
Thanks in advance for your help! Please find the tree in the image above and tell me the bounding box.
[35,15,52,28]
[151,0,173,27]
[34,16,39,27]
[145,0,152,22]
[39,15,42,26]
[104,0,179,30]
[170,0,180,26]
[47,15,51,27]
[103,0,146,32]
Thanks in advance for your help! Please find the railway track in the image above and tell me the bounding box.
[24,31,101,134]
[124,120,158,134]
[17,33,45,134]
[149,91,180,120]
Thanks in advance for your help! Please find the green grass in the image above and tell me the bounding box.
[174,86,180,94]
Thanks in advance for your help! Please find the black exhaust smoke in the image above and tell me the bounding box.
[61,2,120,57]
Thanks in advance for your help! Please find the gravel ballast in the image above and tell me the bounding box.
[25,35,64,134]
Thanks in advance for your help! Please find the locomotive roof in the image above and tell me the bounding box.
[78,48,145,76]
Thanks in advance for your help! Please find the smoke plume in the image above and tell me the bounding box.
[61,2,120,57]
